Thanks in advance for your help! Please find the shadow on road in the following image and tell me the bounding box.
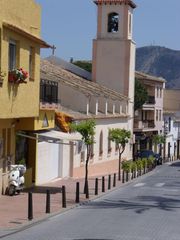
[73,239,113,240]
[170,162,180,167]
[81,195,180,214]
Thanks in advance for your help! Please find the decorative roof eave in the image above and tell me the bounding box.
[163,110,175,115]
[3,22,53,48]
[93,0,136,9]
[135,71,166,83]
[56,105,129,121]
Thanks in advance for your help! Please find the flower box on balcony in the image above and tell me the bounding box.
[8,68,28,84]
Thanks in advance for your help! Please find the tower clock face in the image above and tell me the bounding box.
[108,12,119,33]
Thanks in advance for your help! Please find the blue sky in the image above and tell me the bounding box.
[36,0,180,61]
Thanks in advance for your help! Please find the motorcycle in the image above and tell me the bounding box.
[8,164,26,196]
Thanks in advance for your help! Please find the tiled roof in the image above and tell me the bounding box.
[135,71,166,83]
[40,59,128,102]
[94,0,136,8]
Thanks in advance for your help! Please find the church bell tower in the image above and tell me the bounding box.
[92,0,136,101]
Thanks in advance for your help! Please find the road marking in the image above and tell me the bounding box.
[155,183,165,187]
[134,183,146,187]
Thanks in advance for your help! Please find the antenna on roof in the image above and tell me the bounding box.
[52,45,56,56]
[70,57,73,63]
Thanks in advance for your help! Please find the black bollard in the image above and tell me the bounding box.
[108,175,111,190]
[126,171,128,182]
[122,171,125,183]
[28,192,33,221]
[95,178,98,195]
[75,182,80,203]
[62,185,66,208]
[113,173,116,187]
[102,176,105,192]
[46,189,50,214]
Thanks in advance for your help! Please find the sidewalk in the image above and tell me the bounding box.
[0,161,165,234]
[0,173,123,231]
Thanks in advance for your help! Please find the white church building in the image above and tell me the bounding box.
[37,0,136,183]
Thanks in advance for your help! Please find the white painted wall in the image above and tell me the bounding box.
[73,117,132,168]
[164,114,179,159]
[36,142,60,185]
[59,141,71,178]
[59,84,88,113]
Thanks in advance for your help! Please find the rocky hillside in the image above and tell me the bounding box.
[136,46,180,89]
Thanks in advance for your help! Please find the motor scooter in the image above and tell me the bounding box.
[8,165,26,196]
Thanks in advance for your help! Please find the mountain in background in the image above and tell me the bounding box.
[136,46,180,89]
[72,46,180,89]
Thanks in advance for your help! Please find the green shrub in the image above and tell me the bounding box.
[141,158,147,168]
[122,161,132,173]
[136,159,143,170]
[147,156,155,167]
[131,161,137,172]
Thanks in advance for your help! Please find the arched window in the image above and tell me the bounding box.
[108,131,112,153]
[108,12,119,33]
[115,141,119,152]
[99,131,103,156]
[90,137,94,159]
[169,117,171,132]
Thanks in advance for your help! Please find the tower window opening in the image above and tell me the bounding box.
[108,12,119,33]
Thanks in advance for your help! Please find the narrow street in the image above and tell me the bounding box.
[1,162,180,240]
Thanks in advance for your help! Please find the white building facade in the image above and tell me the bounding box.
[163,89,180,161]
[37,0,137,183]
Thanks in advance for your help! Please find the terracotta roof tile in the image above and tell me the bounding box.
[40,59,128,102]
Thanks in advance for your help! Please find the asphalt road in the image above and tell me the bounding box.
[2,162,180,240]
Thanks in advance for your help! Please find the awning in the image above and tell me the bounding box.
[38,130,82,142]
[17,130,82,145]
[3,22,52,48]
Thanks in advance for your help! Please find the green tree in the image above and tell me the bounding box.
[152,134,165,153]
[134,78,148,111]
[73,61,92,73]
[70,119,96,196]
[109,128,131,180]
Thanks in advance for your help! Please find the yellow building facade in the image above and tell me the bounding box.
[0,0,54,195]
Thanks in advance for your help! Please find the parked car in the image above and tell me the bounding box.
[136,150,162,165]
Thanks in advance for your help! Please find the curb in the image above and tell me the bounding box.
[0,166,160,238]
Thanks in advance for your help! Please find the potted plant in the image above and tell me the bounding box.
[141,158,147,174]
[136,159,143,176]
[8,68,28,84]
[131,161,137,178]
[147,156,155,171]
[122,161,132,181]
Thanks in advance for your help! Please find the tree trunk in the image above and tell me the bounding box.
[118,151,121,181]
[84,144,90,195]
[118,145,125,181]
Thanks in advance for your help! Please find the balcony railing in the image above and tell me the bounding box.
[40,99,61,109]
[145,96,155,105]
[134,120,155,129]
